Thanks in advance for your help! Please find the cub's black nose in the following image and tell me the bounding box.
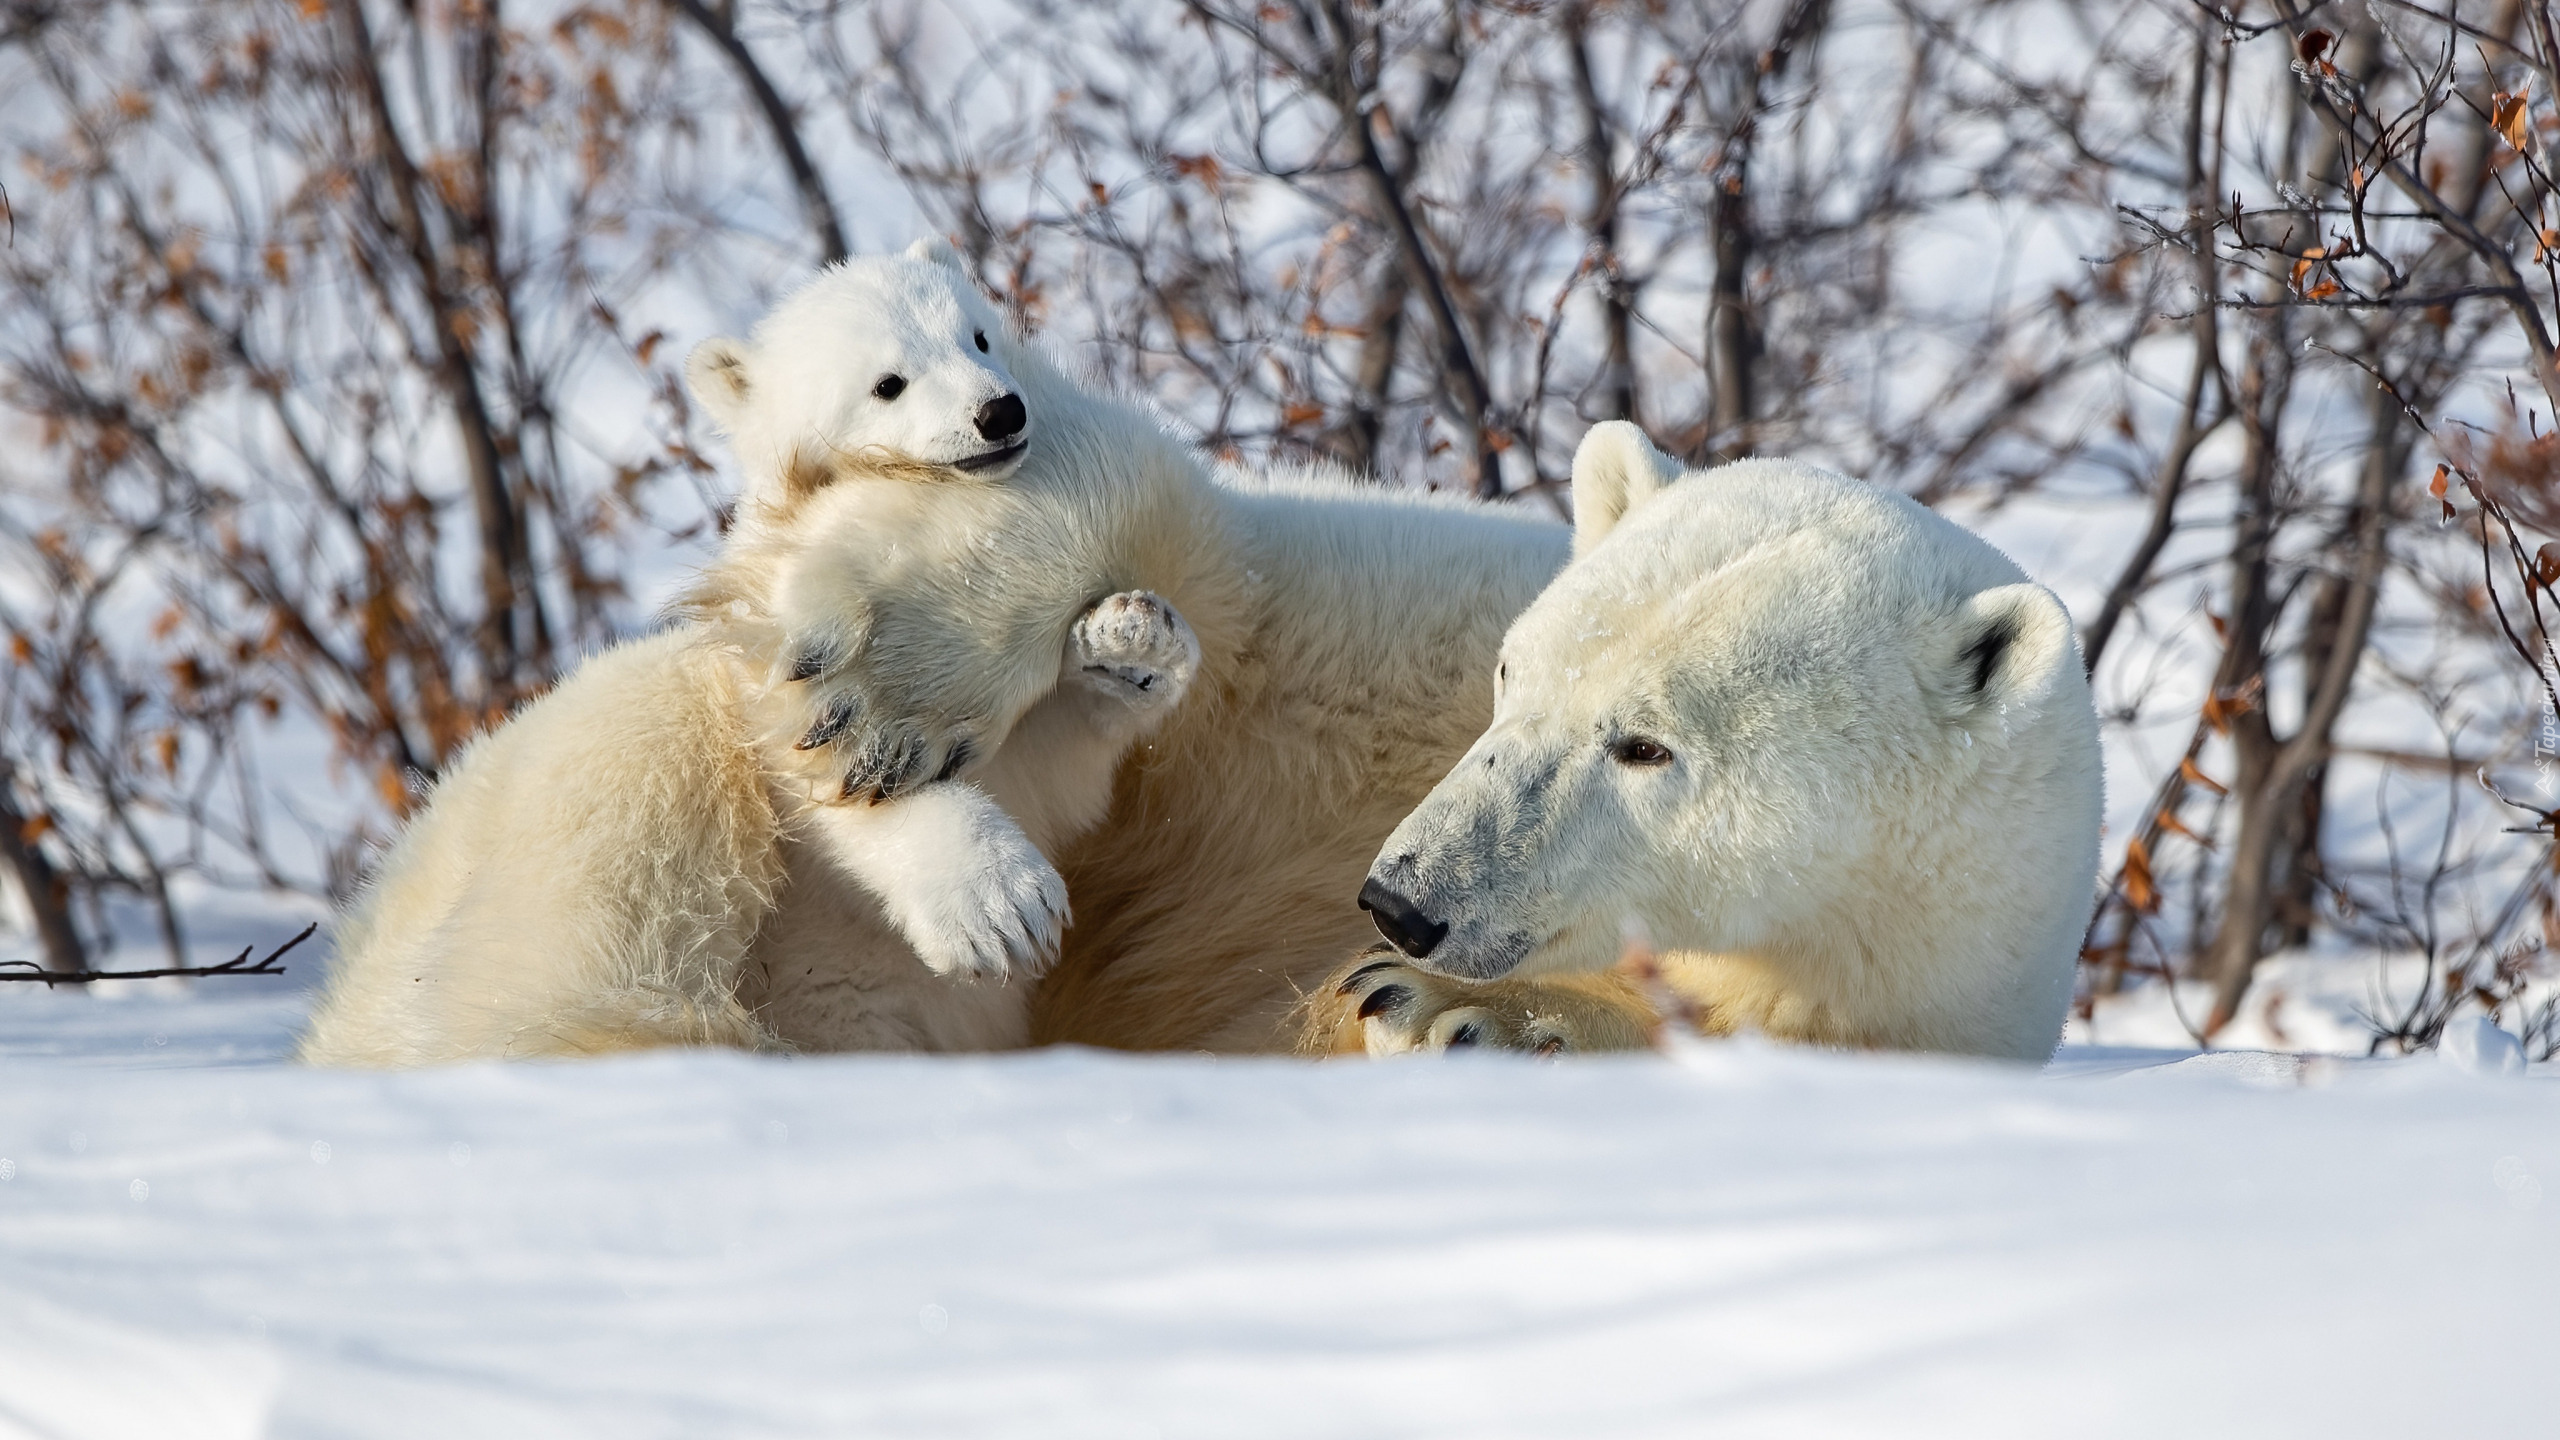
[1358,876,1447,959]
[975,393,1027,442]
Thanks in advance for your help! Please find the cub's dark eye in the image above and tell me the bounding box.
[973,330,990,353]
[1612,736,1673,767]
[871,374,907,402]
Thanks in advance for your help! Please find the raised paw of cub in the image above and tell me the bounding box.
[1067,591,1199,712]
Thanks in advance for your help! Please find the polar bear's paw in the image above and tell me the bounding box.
[881,822,1071,983]
[779,658,985,807]
[804,785,1071,982]
[1326,953,1572,1057]
[1304,950,1657,1058]
[896,844,1071,983]
[1067,591,1199,713]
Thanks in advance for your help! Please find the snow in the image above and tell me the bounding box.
[2,987,2555,1438]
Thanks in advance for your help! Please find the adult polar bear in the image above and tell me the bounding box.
[1310,424,2104,1061]
[725,243,1569,1052]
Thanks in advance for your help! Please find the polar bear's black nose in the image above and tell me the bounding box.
[1359,876,1447,959]
[975,393,1027,442]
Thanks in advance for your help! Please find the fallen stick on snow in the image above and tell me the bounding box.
[0,922,315,987]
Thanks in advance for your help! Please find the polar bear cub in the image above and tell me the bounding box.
[683,240,1199,986]
[1316,422,2103,1062]
[299,247,1196,1064]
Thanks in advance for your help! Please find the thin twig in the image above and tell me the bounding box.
[0,922,315,986]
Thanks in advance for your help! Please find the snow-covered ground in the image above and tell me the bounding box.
[1,985,2553,1439]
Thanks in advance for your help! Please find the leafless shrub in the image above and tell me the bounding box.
[1,0,2555,1057]
[0,0,746,965]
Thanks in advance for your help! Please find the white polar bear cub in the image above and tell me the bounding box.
[298,246,1197,1064]
[1323,422,2103,1062]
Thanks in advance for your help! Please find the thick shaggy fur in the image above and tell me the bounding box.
[1308,423,2105,1062]
[299,252,1204,1065]
[304,247,1568,1062]
[732,253,1570,1053]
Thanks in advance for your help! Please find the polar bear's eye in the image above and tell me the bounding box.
[1612,737,1673,768]
[871,374,907,402]
[973,330,990,353]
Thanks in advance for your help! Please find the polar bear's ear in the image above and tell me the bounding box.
[1944,584,2079,715]
[1570,421,1684,560]
[903,235,966,272]
[685,338,754,432]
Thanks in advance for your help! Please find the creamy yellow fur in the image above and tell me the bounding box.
[298,632,784,1065]
[1030,475,1564,1050]
[302,250,1570,1063]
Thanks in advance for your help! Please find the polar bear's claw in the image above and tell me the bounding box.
[786,646,831,683]
[1354,982,1412,1020]
[840,721,963,804]
[1323,957,1588,1058]
[1335,955,1404,995]
[797,692,862,751]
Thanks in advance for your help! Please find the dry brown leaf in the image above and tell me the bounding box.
[2123,835,2160,915]
[2201,685,2259,734]
[2157,809,2214,848]
[2494,92,2532,152]
[2179,755,2230,797]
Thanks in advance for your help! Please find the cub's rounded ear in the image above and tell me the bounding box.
[903,235,965,272]
[1944,583,2080,715]
[1570,421,1684,560]
[685,338,753,432]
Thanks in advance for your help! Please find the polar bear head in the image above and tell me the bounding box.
[1358,422,2101,1054]
[687,239,1030,513]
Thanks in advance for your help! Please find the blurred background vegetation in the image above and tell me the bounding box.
[4,0,2558,1051]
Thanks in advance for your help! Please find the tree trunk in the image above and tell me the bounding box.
[2206,372,2404,1031]
[333,0,544,697]
[1329,267,1408,475]
[1565,3,1634,426]
[1315,0,1503,495]
[0,764,85,977]
[1706,0,1829,462]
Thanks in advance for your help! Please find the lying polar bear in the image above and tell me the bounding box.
[299,248,1199,1063]
[1307,423,2104,1062]
[317,238,1580,1062]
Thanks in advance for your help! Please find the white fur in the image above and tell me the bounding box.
[670,255,1571,1055]
[687,237,1030,505]
[808,592,1200,982]
[1356,421,2104,1062]
[297,253,1197,1065]
[303,247,1568,1063]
